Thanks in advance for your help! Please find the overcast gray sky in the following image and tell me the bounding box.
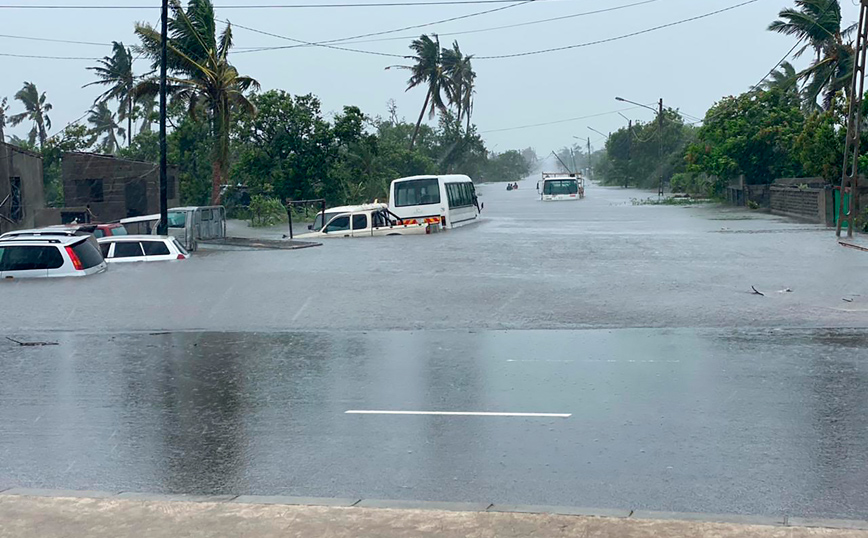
[1,0,861,155]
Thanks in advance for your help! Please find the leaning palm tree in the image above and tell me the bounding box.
[441,41,476,131]
[768,0,854,108]
[399,34,448,149]
[134,0,259,203]
[8,82,52,148]
[85,42,136,147]
[87,101,125,154]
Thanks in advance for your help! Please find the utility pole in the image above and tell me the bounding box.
[657,98,664,197]
[626,119,632,189]
[837,0,868,237]
[586,137,592,180]
[157,0,169,236]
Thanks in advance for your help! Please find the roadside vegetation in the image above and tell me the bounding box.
[591,0,863,199]
[1,0,534,212]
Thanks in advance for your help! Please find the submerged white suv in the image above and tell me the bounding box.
[0,235,107,279]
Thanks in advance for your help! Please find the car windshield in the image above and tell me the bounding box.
[312,211,341,231]
[544,179,579,195]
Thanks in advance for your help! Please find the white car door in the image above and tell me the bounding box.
[109,241,146,263]
[322,214,351,238]
[350,213,372,237]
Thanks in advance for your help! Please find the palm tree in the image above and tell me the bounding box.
[768,0,854,108]
[0,97,8,143]
[85,42,136,147]
[136,93,157,133]
[8,82,52,148]
[399,34,448,149]
[87,101,125,154]
[441,41,476,131]
[134,0,259,203]
[761,61,799,92]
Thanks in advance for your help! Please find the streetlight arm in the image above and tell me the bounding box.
[588,126,607,139]
[615,96,658,114]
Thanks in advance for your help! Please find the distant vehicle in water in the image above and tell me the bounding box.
[389,174,481,229]
[537,172,584,201]
[299,203,438,239]
[119,206,226,251]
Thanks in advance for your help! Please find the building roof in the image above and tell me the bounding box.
[63,150,175,169]
[1,141,42,160]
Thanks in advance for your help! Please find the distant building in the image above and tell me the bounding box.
[62,152,179,223]
[0,142,46,234]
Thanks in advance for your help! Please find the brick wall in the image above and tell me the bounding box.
[62,152,179,222]
[769,186,823,223]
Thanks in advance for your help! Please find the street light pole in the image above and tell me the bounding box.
[157,0,169,235]
[657,98,664,197]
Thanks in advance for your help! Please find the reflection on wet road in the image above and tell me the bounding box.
[2,329,867,519]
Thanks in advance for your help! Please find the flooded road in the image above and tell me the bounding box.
[2,180,867,332]
[1,329,868,518]
[2,179,868,518]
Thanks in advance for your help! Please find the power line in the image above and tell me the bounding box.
[223,19,407,58]
[480,106,648,133]
[0,33,109,46]
[475,0,759,59]
[237,0,656,53]
[0,0,527,8]
[235,0,537,54]
[0,52,100,59]
[338,0,662,45]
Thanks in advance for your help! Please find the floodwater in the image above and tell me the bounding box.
[1,328,868,518]
[2,178,868,332]
[2,176,868,519]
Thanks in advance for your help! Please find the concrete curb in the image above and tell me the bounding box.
[2,488,868,531]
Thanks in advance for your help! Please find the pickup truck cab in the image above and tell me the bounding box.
[297,203,439,239]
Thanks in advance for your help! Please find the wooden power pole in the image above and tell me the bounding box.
[837,0,868,237]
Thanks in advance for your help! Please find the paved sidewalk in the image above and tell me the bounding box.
[2,495,868,538]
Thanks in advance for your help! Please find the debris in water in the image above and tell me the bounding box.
[778,288,792,293]
[843,298,854,303]
[5,337,58,347]
[751,286,765,297]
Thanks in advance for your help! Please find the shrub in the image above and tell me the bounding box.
[248,195,286,227]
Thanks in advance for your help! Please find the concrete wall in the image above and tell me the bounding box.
[62,152,179,222]
[769,186,832,224]
[725,176,769,207]
[0,142,46,234]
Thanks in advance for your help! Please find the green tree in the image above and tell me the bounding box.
[87,101,125,154]
[135,0,259,203]
[85,41,136,147]
[768,0,854,109]
[233,91,342,204]
[41,125,93,207]
[685,89,805,187]
[8,82,52,148]
[398,34,448,149]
